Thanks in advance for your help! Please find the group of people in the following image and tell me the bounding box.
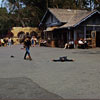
[39,39,47,46]
[78,38,88,49]
[64,40,74,49]
[0,38,14,47]
[64,38,88,49]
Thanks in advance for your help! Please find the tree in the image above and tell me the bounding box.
[94,0,100,10]
[2,0,100,30]
[3,0,47,27]
[0,7,15,37]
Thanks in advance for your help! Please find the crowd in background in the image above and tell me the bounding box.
[64,38,89,49]
[0,35,89,49]
[0,35,39,48]
[0,38,14,47]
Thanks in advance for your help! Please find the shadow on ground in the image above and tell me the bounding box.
[0,77,63,99]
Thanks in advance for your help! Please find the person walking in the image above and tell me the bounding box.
[24,37,32,60]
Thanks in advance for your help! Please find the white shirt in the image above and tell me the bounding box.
[78,40,84,44]
[8,38,11,43]
[69,41,74,45]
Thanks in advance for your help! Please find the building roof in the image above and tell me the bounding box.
[48,8,100,28]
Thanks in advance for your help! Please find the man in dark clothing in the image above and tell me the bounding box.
[24,37,32,60]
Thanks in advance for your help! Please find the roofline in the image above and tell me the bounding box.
[48,9,61,23]
[39,10,48,26]
[73,10,100,27]
[39,8,61,27]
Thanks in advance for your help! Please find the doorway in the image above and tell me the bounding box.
[96,31,100,47]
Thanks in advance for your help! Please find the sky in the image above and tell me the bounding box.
[0,0,10,12]
[0,0,2,7]
[0,0,6,7]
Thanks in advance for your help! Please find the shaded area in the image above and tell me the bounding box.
[0,77,63,99]
[72,50,100,55]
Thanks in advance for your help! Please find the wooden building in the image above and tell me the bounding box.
[39,8,100,48]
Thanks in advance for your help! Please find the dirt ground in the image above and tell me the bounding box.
[0,45,100,99]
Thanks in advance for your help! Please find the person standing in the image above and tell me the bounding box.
[31,36,34,47]
[33,36,38,46]
[24,37,32,60]
[8,37,12,47]
[1,38,4,46]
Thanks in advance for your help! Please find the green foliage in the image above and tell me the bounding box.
[0,8,14,37]
[3,0,47,27]
[1,0,100,30]
[94,0,100,10]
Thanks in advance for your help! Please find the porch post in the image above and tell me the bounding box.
[44,31,47,40]
[84,26,86,39]
[69,30,71,41]
[52,31,53,40]
[74,29,77,48]
[68,27,70,42]
[43,31,45,39]
[93,26,95,31]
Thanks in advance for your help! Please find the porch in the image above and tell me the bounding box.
[42,25,100,48]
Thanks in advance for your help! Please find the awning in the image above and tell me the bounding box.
[44,26,58,32]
